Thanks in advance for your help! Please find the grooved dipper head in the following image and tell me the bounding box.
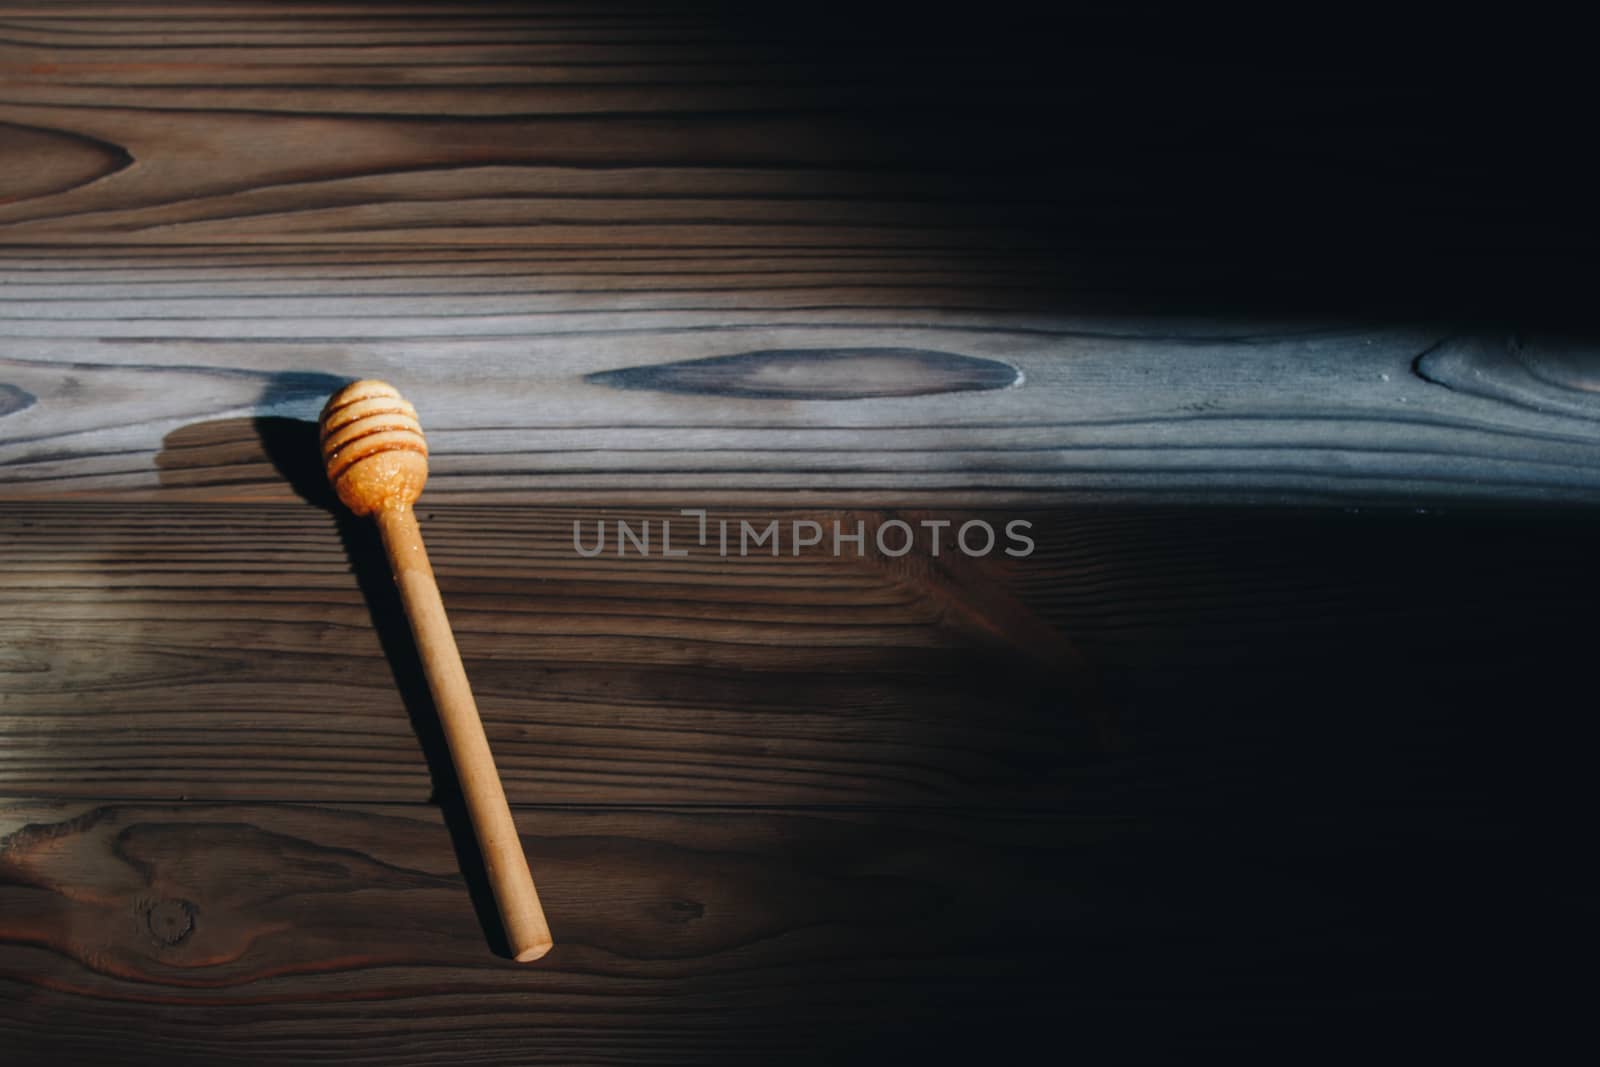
[319,380,429,516]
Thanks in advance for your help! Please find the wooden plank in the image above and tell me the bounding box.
[0,1,1586,293]
[0,2,1085,251]
[0,500,1102,804]
[0,798,1555,1063]
[3,2,1597,506]
[4,298,1600,504]
[5,500,1597,806]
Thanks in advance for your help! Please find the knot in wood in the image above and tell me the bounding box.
[146,898,195,946]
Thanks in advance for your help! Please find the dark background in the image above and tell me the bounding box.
[729,4,1596,321]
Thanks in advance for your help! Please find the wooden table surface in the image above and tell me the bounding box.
[2,4,1596,1063]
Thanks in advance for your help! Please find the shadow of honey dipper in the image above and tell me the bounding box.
[245,375,532,961]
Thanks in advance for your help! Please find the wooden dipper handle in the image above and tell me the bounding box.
[320,380,553,962]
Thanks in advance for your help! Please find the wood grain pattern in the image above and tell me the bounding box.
[0,380,35,416]
[0,3,1049,249]
[2,5,1596,1062]
[0,500,1100,805]
[3,312,1600,504]
[1,3,1597,507]
[585,347,1021,400]
[5,500,1597,809]
[0,798,1568,1064]
[1416,334,1600,418]
[0,1,1589,294]
[0,119,129,204]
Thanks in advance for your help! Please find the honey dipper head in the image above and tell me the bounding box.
[319,380,429,515]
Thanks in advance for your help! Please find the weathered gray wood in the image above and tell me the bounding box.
[3,296,1599,504]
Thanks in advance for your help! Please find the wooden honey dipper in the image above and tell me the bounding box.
[320,379,554,962]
